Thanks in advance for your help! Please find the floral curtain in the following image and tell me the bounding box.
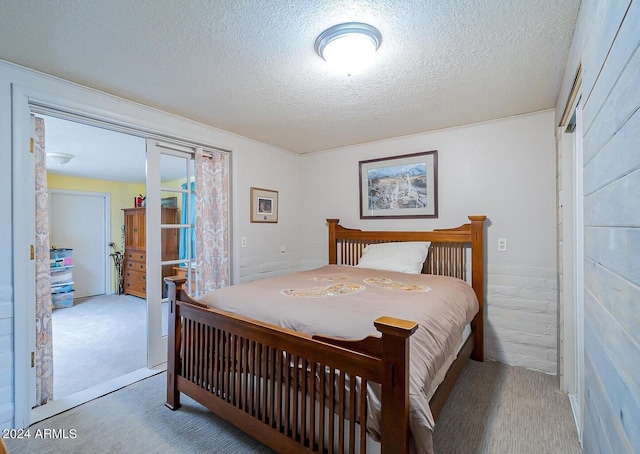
[34,116,54,405]
[194,148,230,296]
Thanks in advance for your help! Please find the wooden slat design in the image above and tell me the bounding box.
[348,375,356,453]
[283,352,292,438]
[300,358,308,445]
[338,371,346,453]
[274,346,282,430]
[360,378,368,454]
[328,365,336,454]
[317,363,325,453]
[166,216,485,454]
[167,295,410,453]
[425,241,466,280]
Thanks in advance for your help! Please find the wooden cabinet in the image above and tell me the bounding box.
[123,207,178,298]
[173,266,196,282]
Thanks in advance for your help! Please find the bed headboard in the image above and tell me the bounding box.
[326,216,486,360]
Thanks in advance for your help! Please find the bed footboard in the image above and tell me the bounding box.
[165,277,417,454]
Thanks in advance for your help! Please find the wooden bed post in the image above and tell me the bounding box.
[468,215,486,361]
[374,316,418,454]
[327,218,339,264]
[164,276,187,411]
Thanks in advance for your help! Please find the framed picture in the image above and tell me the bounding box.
[250,187,279,223]
[359,150,438,219]
[161,196,178,208]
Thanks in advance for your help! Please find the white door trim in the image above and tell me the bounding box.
[12,88,37,429]
[572,101,585,444]
[558,124,575,393]
[557,63,583,444]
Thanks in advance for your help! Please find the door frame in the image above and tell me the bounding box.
[49,189,111,297]
[12,87,37,428]
[11,82,232,428]
[557,65,584,443]
[145,140,196,368]
[571,100,585,443]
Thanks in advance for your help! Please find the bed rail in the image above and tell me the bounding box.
[165,277,417,454]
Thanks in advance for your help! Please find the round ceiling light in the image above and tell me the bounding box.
[314,22,382,76]
[47,152,73,165]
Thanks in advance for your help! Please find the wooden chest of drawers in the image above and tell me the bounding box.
[123,207,178,299]
[124,250,147,298]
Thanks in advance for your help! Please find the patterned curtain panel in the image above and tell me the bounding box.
[194,148,230,296]
[34,116,54,405]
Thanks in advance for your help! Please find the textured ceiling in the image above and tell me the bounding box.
[0,0,580,154]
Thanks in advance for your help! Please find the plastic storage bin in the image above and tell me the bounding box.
[51,283,74,294]
[51,268,73,285]
[52,290,74,309]
[50,248,73,267]
[50,248,74,309]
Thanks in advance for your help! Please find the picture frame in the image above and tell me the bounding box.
[250,187,279,223]
[161,196,178,208]
[359,150,438,219]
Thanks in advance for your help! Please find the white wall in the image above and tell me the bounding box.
[0,59,302,430]
[300,110,559,373]
[233,144,303,282]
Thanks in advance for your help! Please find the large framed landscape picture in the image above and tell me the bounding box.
[359,150,438,219]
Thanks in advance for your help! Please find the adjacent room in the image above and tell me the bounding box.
[1,1,638,453]
[42,116,151,405]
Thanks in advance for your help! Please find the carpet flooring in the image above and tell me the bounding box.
[432,360,582,453]
[6,360,582,453]
[52,294,147,398]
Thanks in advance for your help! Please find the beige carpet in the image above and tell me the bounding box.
[52,294,146,398]
[5,360,582,453]
[433,360,582,453]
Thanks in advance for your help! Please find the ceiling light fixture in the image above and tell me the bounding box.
[47,152,73,165]
[314,22,382,77]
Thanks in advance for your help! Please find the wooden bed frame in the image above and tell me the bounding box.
[165,216,485,453]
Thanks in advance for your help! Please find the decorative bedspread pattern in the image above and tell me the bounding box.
[198,264,478,454]
[281,282,365,297]
[363,277,431,292]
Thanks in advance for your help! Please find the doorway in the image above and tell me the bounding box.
[11,82,231,429]
[31,115,155,422]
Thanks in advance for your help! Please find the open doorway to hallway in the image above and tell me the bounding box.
[33,114,154,420]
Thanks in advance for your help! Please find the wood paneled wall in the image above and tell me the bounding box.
[565,0,640,451]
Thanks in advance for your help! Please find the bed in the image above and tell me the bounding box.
[165,216,485,453]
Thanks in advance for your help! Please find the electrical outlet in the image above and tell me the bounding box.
[497,238,507,252]
[241,237,247,248]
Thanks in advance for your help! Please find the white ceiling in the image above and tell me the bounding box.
[39,115,148,183]
[1,1,580,180]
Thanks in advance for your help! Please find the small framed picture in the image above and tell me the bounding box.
[250,187,278,223]
[161,197,178,208]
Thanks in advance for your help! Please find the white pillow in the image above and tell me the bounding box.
[356,242,430,274]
